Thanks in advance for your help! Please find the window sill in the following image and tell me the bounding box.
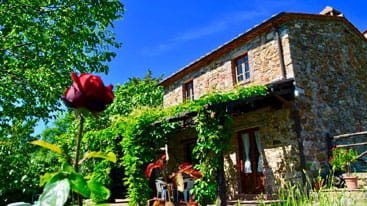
[236,79,252,87]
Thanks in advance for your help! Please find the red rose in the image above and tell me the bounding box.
[61,72,114,112]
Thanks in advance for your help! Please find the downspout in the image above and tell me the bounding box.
[274,25,306,184]
[293,101,307,185]
[275,27,287,80]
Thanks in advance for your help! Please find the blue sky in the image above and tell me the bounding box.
[100,0,367,86]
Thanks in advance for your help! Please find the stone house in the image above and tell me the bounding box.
[159,7,367,199]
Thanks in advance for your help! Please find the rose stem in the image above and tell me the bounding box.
[74,113,84,206]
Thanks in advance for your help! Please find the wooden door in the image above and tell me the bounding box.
[237,128,264,194]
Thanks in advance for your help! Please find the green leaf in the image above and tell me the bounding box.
[69,172,91,198]
[48,172,69,184]
[30,140,64,156]
[87,180,110,202]
[40,172,59,186]
[61,162,77,173]
[82,151,117,163]
[38,178,70,206]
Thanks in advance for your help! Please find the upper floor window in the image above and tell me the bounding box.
[183,80,194,101]
[234,54,250,83]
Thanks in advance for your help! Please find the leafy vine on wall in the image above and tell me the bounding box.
[111,85,268,205]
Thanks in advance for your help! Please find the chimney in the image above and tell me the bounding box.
[320,6,343,17]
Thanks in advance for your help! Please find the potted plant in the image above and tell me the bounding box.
[329,148,359,190]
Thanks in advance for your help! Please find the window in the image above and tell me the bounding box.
[234,54,250,83]
[183,80,194,101]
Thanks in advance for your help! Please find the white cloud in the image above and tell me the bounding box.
[141,9,268,56]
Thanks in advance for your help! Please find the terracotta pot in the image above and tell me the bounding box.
[344,176,358,190]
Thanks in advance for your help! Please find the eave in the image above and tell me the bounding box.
[159,12,366,87]
[153,79,295,126]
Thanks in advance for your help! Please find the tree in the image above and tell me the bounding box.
[107,70,164,116]
[0,0,124,134]
[0,1,123,203]
[0,119,56,204]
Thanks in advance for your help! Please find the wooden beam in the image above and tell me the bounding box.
[271,93,290,108]
[333,131,367,139]
[336,142,367,148]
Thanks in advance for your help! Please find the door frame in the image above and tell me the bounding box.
[236,127,264,194]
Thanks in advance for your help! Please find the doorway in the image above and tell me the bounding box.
[237,128,264,194]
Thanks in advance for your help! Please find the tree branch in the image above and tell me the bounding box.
[0,42,34,52]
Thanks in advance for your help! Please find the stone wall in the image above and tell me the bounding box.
[163,15,367,198]
[225,106,300,199]
[167,106,301,199]
[163,26,293,107]
[287,18,367,171]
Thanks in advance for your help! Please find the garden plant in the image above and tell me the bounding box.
[32,73,116,206]
[329,148,359,175]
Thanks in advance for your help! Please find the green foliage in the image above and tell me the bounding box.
[22,72,164,204]
[91,161,113,186]
[31,71,268,205]
[0,1,123,203]
[263,171,358,206]
[33,137,116,203]
[0,0,124,125]
[329,148,359,174]
[0,120,54,204]
[88,180,111,202]
[31,140,69,160]
[120,107,179,206]
[68,171,91,198]
[191,110,232,204]
[117,85,268,205]
[82,152,117,164]
[188,85,268,204]
[106,70,164,116]
[37,163,112,205]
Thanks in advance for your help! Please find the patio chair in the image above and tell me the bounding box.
[155,179,168,200]
[183,178,194,202]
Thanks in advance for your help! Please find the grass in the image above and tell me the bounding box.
[257,170,367,206]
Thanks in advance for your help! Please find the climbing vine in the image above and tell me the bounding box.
[190,85,268,205]
[98,85,268,205]
[118,107,179,206]
[192,109,232,204]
